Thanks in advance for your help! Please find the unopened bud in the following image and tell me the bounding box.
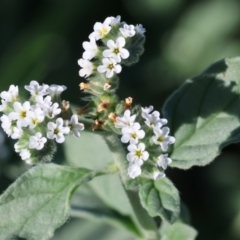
[108,112,117,123]
[62,100,70,112]
[125,97,133,109]
[103,83,111,91]
[97,99,111,112]
[92,119,105,130]
[79,82,89,90]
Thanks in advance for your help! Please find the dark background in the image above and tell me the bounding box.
[1,0,240,239]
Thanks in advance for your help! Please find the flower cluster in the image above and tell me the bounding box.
[0,81,84,164]
[76,16,173,181]
[77,16,146,131]
[115,107,175,180]
[78,16,145,79]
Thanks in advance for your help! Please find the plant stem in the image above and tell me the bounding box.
[126,189,160,240]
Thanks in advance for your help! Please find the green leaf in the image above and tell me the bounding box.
[52,218,135,240]
[139,178,180,224]
[70,184,140,238]
[65,132,130,216]
[65,132,160,239]
[163,57,240,169]
[0,163,101,240]
[159,222,198,240]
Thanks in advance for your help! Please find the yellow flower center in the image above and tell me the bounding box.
[54,128,59,135]
[157,136,164,142]
[20,110,27,118]
[131,133,137,139]
[113,48,120,54]
[135,150,143,158]
[32,118,38,125]
[108,64,114,70]
[99,27,109,37]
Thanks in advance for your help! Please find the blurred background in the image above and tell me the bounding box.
[1,0,240,239]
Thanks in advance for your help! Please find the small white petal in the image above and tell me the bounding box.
[120,24,136,38]
[127,164,142,179]
[56,134,65,143]
[153,171,165,180]
[115,110,136,128]
[19,149,31,161]
[47,85,67,95]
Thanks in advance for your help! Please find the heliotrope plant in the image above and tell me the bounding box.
[0,15,240,240]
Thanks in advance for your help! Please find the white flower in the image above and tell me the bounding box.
[9,101,32,127]
[144,111,168,128]
[1,115,22,140]
[97,58,121,78]
[152,171,165,180]
[29,132,47,150]
[19,149,31,161]
[24,81,49,97]
[1,114,13,136]
[82,38,98,60]
[157,154,172,170]
[0,85,18,103]
[47,85,67,95]
[78,59,94,78]
[127,143,149,166]
[128,164,142,179]
[105,16,121,26]
[115,110,136,128]
[89,19,112,40]
[103,37,129,63]
[135,24,146,35]
[35,95,52,110]
[152,126,175,151]
[44,103,61,119]
[141,106,167,128]
[66,114,84,138]
[120,24,136,38]
[121,122,145,144]
[141,106,154,116]
[28,108,44,129]
[0,100,7,112]
[47,118,70,143]
[11,126,23,139]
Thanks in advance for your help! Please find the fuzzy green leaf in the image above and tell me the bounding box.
[52,218,135,240]
[70,184,140,238]
[163,57,240,169]
[65,132,130,216]
[160,222,198,240]
[0,164,100,240]
[139,178,180,224]
[65,132,160,239]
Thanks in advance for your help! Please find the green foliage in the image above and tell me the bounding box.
[164,57,240,169]
[2,2,240,239]
[139,178,180,224]
[65,132,160,239]
[65,131,132,217]
[159,222,198,240]
[52,218,134,240]
[70,184,140,237]
[0,164,101,240]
